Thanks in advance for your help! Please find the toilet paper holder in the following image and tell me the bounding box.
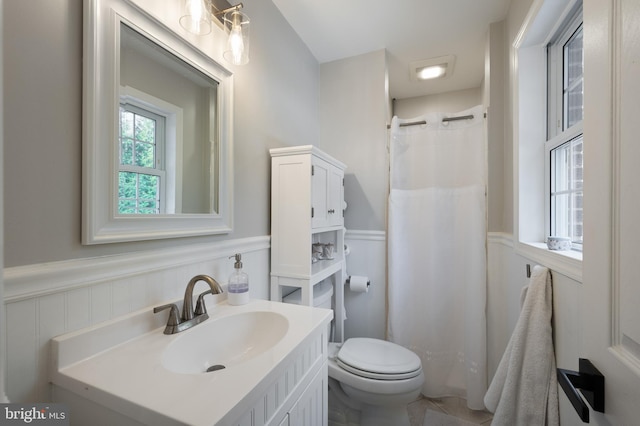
[346,275,370,288]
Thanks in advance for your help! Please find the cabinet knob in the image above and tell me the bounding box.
[328,209,335,214]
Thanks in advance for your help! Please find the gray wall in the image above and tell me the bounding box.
[0,1,7,404]
[316,51,390,340]
[319,50,389,232]
[3,0,319,267]
[486,20,508,234]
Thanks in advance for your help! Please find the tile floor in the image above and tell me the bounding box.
[408,396,493,425]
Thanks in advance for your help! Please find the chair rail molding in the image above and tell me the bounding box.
[345,229,386,241]
[4,236,270,303]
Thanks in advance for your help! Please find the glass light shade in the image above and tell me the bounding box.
[180,0,212,35]
[223,10,250,65]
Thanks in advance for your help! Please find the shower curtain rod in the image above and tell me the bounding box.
[387,113,484,129]
[443,114,475,122]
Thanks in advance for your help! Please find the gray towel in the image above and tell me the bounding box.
[484,265,559,425]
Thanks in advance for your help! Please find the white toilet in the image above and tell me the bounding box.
[283,280,424,426]
[327,338,424,426]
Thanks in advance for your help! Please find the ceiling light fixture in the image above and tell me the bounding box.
[179,0,250,65]
[410,55,455,81]
[416,65,447,80]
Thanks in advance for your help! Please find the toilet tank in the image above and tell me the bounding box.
[282,279,333,309]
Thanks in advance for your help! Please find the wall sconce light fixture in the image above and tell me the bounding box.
[180,0,250,65]
[180,0,212,35]
[222,9,250,65]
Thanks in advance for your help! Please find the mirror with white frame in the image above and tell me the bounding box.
[83,0,233,244]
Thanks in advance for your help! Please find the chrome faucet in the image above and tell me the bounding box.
[182,274,223,320]
[153,274,224,334]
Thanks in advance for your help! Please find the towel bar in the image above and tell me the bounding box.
[557,358,605,423]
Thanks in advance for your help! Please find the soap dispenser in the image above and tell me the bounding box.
[227,253,249,305]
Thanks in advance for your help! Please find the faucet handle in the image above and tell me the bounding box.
[153,303,180,326]
[195,290,213,316]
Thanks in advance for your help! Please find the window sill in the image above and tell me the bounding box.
[516,241,583,282]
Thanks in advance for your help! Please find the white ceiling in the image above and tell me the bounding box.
[271,0,511,100]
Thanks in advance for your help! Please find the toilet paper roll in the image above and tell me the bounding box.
[348,275,370,293]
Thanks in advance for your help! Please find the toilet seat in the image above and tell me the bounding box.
[336,338,422,380]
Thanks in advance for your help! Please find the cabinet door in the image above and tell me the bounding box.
[312,157,344,229]
[327,165,344,227]
[289,367,326,426]
[311,159,330,228]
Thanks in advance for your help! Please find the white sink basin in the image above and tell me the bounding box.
[52,300,333,425]
[161,310,290,374]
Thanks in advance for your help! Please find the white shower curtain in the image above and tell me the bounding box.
[387,105,487,410]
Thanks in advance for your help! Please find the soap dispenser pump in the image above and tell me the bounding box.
[227,253,249,305]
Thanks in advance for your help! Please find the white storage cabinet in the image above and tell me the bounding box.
[270,145,346,342]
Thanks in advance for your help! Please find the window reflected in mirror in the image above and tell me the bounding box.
[119,23,219,215]
[118,104,164,214]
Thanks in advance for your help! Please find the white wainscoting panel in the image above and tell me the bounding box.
[343,230,386,340]
[487,232,582,425]
[3,237,270,403]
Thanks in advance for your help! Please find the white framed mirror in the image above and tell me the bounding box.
[83,0,233,244]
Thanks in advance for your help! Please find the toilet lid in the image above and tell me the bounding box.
[337,338,422,380]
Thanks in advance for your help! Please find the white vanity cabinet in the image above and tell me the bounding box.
[287,366,327,425]
[270,146,346,342]
[50,300,332,426]
[228,335,328,426]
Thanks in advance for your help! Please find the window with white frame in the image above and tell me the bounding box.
[118,103,166,214]
[514,0,583,277]
[546,6,583,249]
